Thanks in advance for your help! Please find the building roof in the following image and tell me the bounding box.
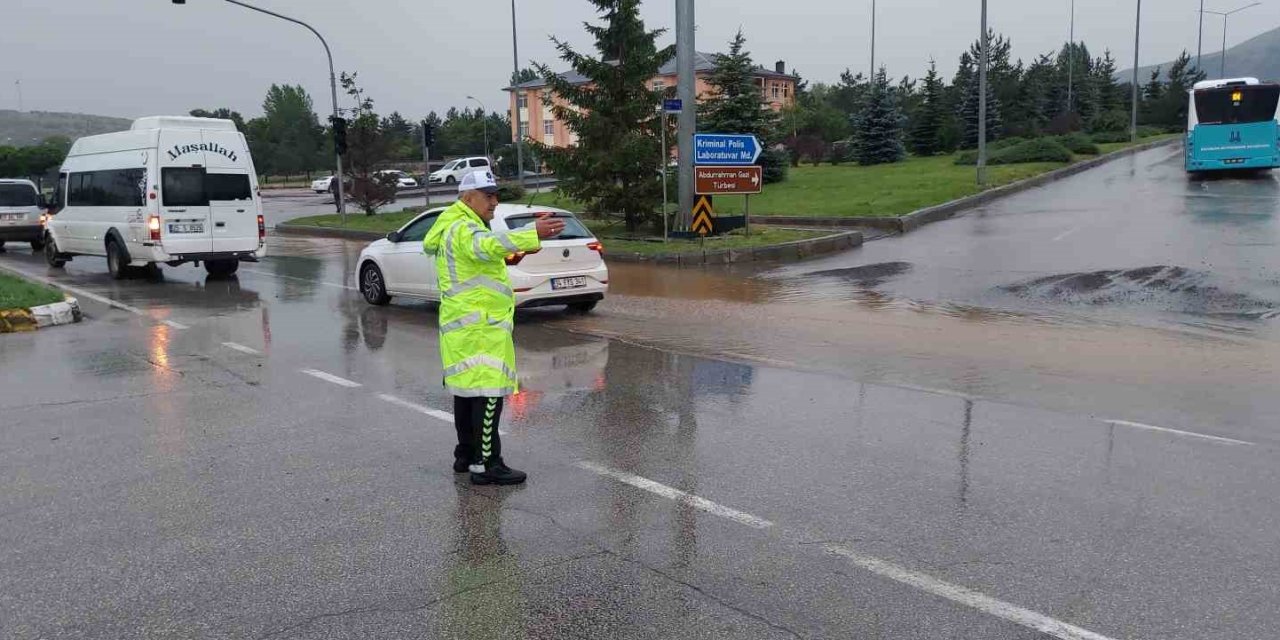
[512,51,797,90]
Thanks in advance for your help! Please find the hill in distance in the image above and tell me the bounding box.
[1120,24,1280,83]
[0,109,132,147]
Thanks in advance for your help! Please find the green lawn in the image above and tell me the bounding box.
[286,207,429,232]
[0,272,64,310]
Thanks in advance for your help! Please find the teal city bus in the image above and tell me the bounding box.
[1185,77,1280,173]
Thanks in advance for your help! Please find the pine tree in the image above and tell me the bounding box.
[698,29,784,182]
[1160,51,1205,129]
[960,66,1002,148]
[1140,67,1165,125]
[534,0,674,232]
[854,67,905,166]
[908,60,945,156]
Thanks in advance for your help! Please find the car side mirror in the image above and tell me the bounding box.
[387,231,402,243]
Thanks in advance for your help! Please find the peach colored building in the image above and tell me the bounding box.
[509,52,797,148]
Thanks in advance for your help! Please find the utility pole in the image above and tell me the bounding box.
[1067,0,1075,113]
[511,0,525,187]
[1131,0,1141,143]
[676,0,695,231]
[870,0,876,78]
[14,79,22,112]
[978,0,988,186]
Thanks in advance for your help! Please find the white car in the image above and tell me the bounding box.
[429,157,492,185]
[355,204,607,313]
[375,170,419,189]
[311,176,334,193]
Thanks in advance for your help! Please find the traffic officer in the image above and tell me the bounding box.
[422,169,564,485]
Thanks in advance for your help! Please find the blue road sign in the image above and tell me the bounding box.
[694,133,762,165]
[663,98,683,113]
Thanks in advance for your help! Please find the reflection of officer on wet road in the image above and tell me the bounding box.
[422,170,564,485]
[438,482,522,637]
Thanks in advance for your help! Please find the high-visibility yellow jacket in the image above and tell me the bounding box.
[423,200,540,397]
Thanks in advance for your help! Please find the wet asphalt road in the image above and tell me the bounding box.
[4,146,1280,639]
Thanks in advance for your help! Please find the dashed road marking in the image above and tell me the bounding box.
[377,393,508,435]
[0,262,188,329]
[222,342,262,355]
[1051,227,1080,242]
[575,461,774,529]
[1104,419,1255,446]
[824,544,1120,640]
[299,369,362,388]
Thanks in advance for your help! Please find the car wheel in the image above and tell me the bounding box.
[0,240,5,251]
[567,300,598,314]
[360,263,392,306]
[44,234,67,268]
[445,176,456,185]
[106,240,128,280]
[30,237,45,251]
[205,259,239,278]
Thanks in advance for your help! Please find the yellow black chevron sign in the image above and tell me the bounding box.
[692,195,714,236]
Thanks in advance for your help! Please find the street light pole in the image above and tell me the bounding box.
[467,96,490,158]
[1204,4,1261,79]
[1131,0,1141,143]
[172,0,347,218]
[870,0,876,78]
[1197,0,1205,70]
[510,0,525,187]
[977,0,988,186]
[676,0,695,232]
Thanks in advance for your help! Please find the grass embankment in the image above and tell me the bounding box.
[0,272,63,310]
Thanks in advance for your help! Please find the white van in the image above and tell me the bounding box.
[428,156,492,185]
[0,178,47,251]
[45,116,266,278]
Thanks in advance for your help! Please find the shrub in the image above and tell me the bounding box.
[760,147,789,184]
[1089,130,1130,143]
[496,183,527,202]
[955,138,1073,165]
[1054,132,1100,155]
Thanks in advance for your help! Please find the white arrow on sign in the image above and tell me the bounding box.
[751,172,760,186]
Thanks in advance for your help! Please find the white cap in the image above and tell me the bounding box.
[458,169,499,194]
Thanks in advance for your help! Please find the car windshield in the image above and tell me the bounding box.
[0,184,38,207]
[505,212,594,240]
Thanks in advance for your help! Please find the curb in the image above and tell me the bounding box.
[0,298,81,333]
[603,230,863,266]
[750,137,1181,234]
[276,223,864,267]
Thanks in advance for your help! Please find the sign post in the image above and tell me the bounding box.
[660,99,681,242]
[693,133,762,238]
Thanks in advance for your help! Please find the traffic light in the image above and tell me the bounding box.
[330,116,348,155]
[422,121,436,147]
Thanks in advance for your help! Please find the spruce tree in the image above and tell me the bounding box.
[699,29,784,182]
[854,67,905,166]
[908,60,945,156]
[960,67,1002,148]
[535,0,674,232]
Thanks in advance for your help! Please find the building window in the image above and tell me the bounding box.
[653,80,666,91]
[519,124,530,139]
[543,119,555,135]
[517,94,528,109]
[772,83,780,99]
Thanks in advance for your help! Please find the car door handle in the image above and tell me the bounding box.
[236,209,245,213]
[216,222,226,228]
[167,208,187,213]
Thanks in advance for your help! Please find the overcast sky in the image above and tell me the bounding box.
[6,0,1280,122]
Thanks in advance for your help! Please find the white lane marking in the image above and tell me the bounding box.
[378,393,454,422]
[576,461,774,529]
[0,262,189,329]
[238,267,357,291]
[889,382,976,401]
[824,544,1119,640]
[222,342,262,355]
[299,369,362,388]
[1104,419,1255,446]
[1051,227,1079,242]
[377,393,509,435]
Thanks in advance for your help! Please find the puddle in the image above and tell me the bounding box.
[1001,266,1280,320]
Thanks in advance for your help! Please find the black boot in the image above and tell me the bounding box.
[469,458,527,485]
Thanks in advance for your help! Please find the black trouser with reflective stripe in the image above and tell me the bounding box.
[453,396,504,466]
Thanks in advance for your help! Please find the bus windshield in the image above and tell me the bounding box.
[1194,85,1280,125]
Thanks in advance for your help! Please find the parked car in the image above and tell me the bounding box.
[311,175,334,193]
[375,169,419,189]
[44,115,266,279]
[355,204,606,313]
[428,157,492,185]
[0,178,47,251]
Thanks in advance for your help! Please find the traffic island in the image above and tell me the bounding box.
[600,229,863,265]
[0,270,82,333]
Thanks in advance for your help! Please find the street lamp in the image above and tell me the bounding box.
[510,0,524,186]
[171,0,347,219]
[1067,0,1075,113]
[977,0,988,186]
[869,0,876,78]
[1131,0,1141,143]
[1203,3,1262,79]
[467,95,490,159]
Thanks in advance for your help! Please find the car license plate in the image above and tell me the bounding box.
[551,276,587,290]
[168,223,204,234]
[0,213,22,222]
